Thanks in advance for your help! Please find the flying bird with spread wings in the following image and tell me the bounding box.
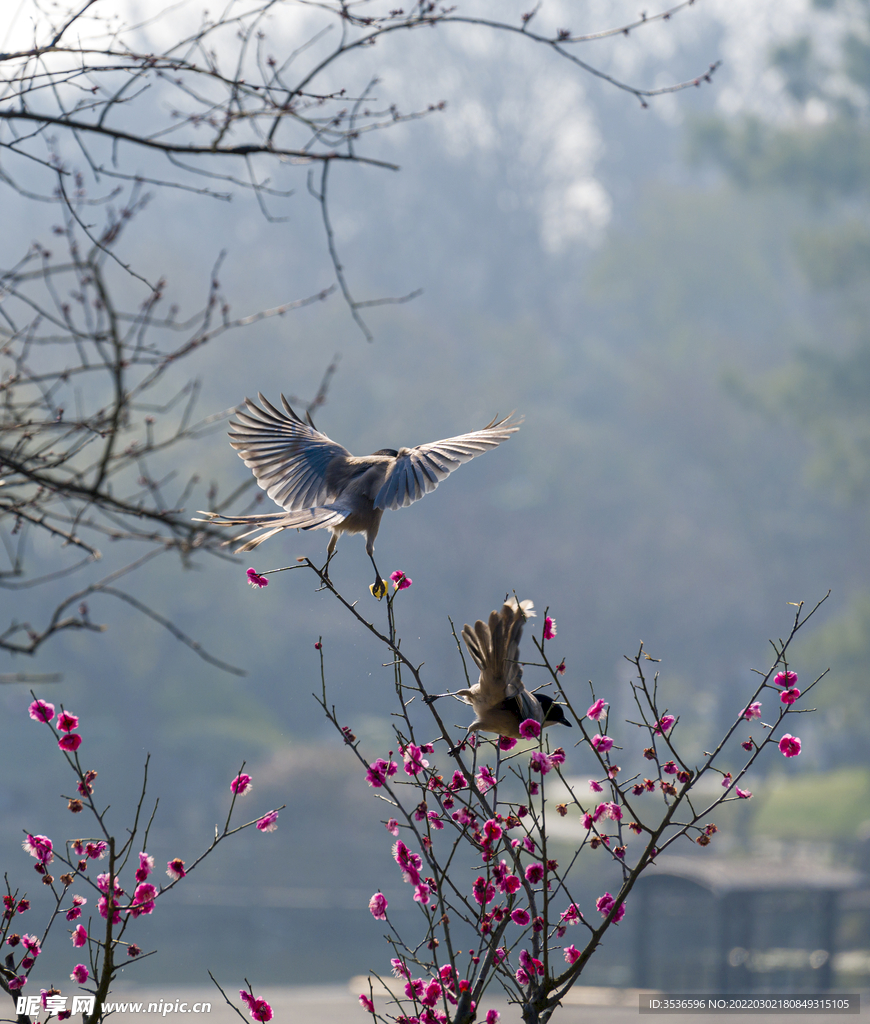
[196,394,521,587]
[427,598,571,751]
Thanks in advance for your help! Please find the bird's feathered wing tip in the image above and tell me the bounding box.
[373,412,524,511]
[226,393,351,513]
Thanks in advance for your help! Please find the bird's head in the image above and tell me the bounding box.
[538,693,573,728]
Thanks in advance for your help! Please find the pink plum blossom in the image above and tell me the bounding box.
[166,858,186,881]
[564,945,581,964]
[66,896,86,921]
[519,719,541,740]
[72,925,87,947]
[525,863,544,884]
[476,766,497,794]
[96,872,124,895]
[596,892,626,923]
[29,700,55,723]
[560,904,583,925]
[486,1012,501,1024]
[85,841,107,860]
[97,898,121,924]
[366,758,398,788]
[774,670,798,688]
[413,882,431,905]
[586,698,608,721]
[511,908,530,926]
[369,893,388,920]
[390,570,412,591]
[529,751,552,774]
[135,853,154,882]
[543,617,557,640]
[386,818,399,836]
[519,949,544,976]
[246,568,268,588]
[359,994,375,1013]
[589,779,603,793]
[7,976,27,991]
[130,883,157,917]
[482,819,503,843]
[231,773,253,796]
[780,687,801,705]
[70,965,89,985]
[591,734,613,753]
[654,714,676,735]
[472,877,495,906]
[742,702,762,720]
[23,835,54,864]
[405,979,425,1000]
[58,733,82,752]
[57,711,79,733]
[779,734,802,758]
[736,788,752,799]
[393,841,423,886]
[256,810,279,832]
[498,735,518,751]
[598,801,622,821]
[421,979,442,1007]
[401,743,429,776]
[240,991,273,1023]
[500,873,521,896]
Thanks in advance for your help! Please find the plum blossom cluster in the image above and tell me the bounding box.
[312,579,825,1023]
[28,700,83,753]
[240,988,273,1022]
[13,701,284,1019]
[359,963,503,1023]
[392,840,433,906]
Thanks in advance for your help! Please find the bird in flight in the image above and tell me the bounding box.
[196,394,521,588]
[426,598,571,751]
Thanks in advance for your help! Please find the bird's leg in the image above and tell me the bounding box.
[447,730,471,758]
[366,557,382,598]
[321,532,338,581]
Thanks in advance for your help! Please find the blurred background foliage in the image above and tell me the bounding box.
[3,0,870,989]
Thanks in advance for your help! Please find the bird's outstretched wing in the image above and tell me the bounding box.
[372,414,522,511]
[227,394,352,511]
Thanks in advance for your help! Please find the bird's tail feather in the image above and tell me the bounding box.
[462,600,530,706]
[194,506,348,552]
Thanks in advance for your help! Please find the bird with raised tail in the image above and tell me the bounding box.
[426,598,571,751]
[195,394,521,588]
